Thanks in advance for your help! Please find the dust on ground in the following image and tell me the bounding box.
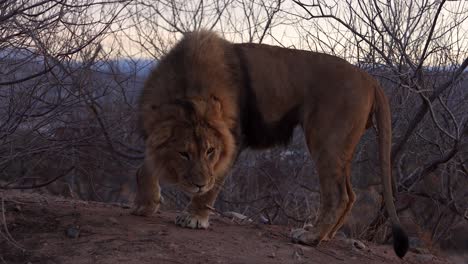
[0,190,450,264]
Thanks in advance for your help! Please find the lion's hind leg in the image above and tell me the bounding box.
[292,150,350,246]
[292,104,366,246]
[325,164,356,240]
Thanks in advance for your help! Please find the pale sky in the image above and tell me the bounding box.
[102,0,468,66]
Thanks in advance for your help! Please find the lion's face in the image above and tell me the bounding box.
[145,98,234,195]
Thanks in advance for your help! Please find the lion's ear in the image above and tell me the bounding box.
[189,96,222,120]
[185,96,222,121]
[147,124,172,148]
[141,103,181,136]
[206,95,222,120]
[189,97,207,115]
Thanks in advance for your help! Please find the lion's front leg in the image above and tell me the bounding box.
[132,163,161,217]
[175,180,224,229]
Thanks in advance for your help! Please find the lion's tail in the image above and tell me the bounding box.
[374,85,409,258]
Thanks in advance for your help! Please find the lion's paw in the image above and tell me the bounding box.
[175,212,209,229]
[291,228,321,246]
[131,202,159,217]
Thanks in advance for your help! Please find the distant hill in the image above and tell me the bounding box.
[92,58,156,77]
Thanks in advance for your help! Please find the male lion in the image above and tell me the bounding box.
[132,30,409,258]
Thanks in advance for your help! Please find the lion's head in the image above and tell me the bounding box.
[143,96,236,195]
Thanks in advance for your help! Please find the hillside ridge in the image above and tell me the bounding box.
[0,190,449,264]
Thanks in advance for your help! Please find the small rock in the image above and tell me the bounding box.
[108,217,118,225]
[293,244,311,252]
[415,254,434,262]
[268,252,276,258]
[65,226,80,239]
[292,251,302,261]
[158,230,169,236]
[169,243,179,250]
[223,211,252,222]
[409,236,424,248]
[13,204,22,212]
[121,204,131,209]
[411,247,430,255]
[334,231,347,240]
[291,228,308,242]
[259,215,270,224]
[348,239,366,250]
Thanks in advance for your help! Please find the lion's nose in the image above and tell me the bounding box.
[192,182,206,193]
[193,183,205,189]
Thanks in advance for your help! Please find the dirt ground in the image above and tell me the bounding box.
[0,190,452,264]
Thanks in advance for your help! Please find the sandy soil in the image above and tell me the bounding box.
[0,190,451,264]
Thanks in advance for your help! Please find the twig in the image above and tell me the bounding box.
[420,93,456,140]
[392,56,468,162]
[218,195,271,205]
[205,205,236,221]
[205,204,256,224]
[0,65,55,86]
[414,0,447,75]
[1,197,25,251]
[0,166,75,190]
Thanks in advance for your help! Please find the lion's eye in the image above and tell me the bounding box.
[178,151,190,160]
[206,147,215,156]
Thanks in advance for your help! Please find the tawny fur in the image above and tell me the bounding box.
[133,30,409,258]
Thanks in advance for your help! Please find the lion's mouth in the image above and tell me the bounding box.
[181,183,210,195]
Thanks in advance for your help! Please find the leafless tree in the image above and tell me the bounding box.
[0,0,138,202]
[127,0,286,59]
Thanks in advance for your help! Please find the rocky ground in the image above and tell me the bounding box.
[0,190,453,264]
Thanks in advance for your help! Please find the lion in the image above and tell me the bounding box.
[132,30,409,258]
